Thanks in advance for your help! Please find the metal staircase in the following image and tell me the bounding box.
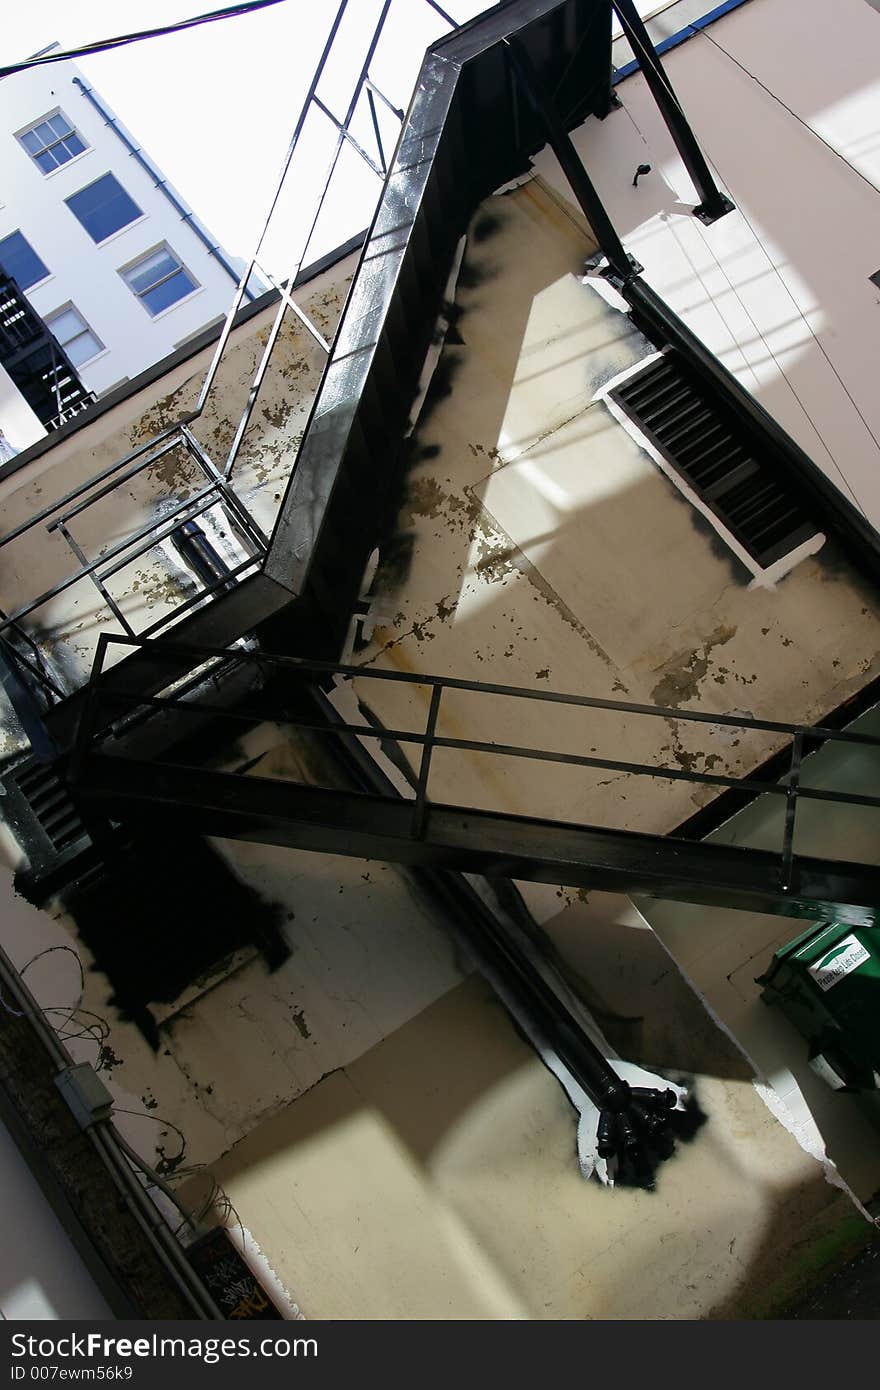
[0,274,94,432]
[10,0,870,756]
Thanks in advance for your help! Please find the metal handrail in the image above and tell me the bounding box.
[0,1,461,693]
[76,632,880,747]
[73,633,880,893]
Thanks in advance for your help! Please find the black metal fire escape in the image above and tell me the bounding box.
[70,636,880,928]
[4,0,880,1175]
[4,0,877,954]
[0,274,94,432]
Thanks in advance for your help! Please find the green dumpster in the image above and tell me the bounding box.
[758,921,880,1091]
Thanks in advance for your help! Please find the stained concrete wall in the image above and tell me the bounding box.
[351,176,878,841]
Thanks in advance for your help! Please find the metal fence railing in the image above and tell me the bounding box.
[74,633,880,894]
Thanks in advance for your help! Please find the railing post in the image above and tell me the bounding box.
[612,0,733,224]
[780,730,804,892]
[503,37,638,284]
[67,631,114,791]
[412,684,443,840]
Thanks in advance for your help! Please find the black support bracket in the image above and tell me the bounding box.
[612,0,734,224]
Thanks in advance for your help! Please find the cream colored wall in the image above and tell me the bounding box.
[350,178,879,842]
[205,943,865,1320]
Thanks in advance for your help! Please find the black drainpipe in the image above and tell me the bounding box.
[72,76,254,302]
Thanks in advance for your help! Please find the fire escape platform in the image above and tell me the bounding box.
[75,751,880,925]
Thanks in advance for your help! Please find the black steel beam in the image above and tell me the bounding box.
[612,0,733,222]
[290,681,664,1161]
[45,570,291,748]
[503,36,635,280]
[76,756,880,926]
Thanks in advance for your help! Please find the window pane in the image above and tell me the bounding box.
[0,231,49,289]
[46,307,84,344]
[20,111,88,173]
[45,307,102,366]
[128,251,178,295]
[64,330,102,367]
[66,174,142,243]
[141,268,196,316]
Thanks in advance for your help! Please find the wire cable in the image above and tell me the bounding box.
[113,1129,200,1235]
[20,944,84,1031]
[112,1106,188,1168]
[0,0,287,80]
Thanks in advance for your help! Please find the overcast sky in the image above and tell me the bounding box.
[0,0,489,277]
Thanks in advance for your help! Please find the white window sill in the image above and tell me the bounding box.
[73,346,110,371]
[23,273,57,296]
[37,146,95,182]
[89,213,149,251]
[138,284,205,323]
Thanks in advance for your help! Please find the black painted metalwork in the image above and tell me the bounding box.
[0,423,267,653]
[4,0,877,1194]
[0,642,57,761]
[299,681,681,1177]
[35,0,880,758]
[0,274,94,431]
[611,0,733,222]
[171,519,237,595]
[504,35,636,280]
[69,635,880,926]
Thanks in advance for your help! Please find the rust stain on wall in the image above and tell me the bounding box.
[650,624,737,708]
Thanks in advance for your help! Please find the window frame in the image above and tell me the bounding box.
[16,109,89,175]
[43,302,105,369]
[64,172,144,246]
[120,244,200,318]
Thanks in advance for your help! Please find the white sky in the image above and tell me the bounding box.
[0,0,489,278]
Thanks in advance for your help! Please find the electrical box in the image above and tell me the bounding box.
[55,1062,114,1128]
[758,921,880,1091]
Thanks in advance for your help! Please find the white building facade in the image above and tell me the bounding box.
[0,47,254,450]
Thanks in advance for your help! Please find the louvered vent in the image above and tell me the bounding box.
[611,353,818,569]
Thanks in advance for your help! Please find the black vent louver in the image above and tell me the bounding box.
[612,352,818,568]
